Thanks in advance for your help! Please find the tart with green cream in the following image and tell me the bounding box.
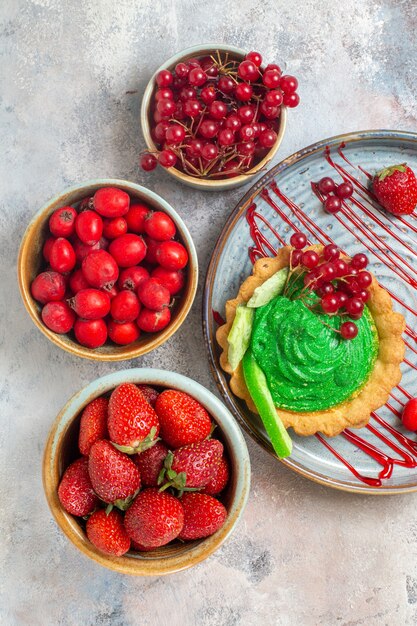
[216,242,405,458]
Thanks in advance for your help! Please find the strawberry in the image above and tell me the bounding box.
[159,439,223,492]
[373,163,417,216]
[134,441,168,487]
[202,455,230,495]
[88,440,141,509]
[58,457,99,517]
[107,383,160,454]
[137,384,159,407]
[155,389,212,448]
[86,509,131,556]
[78,396,109,455]
[124,488,184,548]
[178,493,227,540]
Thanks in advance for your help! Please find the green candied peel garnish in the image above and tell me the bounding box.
[227,305,254,371]
[242,349,292,459]
[247,267,289,308]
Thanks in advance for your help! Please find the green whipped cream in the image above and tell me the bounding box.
[251,294,378,412]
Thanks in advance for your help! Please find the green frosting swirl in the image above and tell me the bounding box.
[251,295,378,412]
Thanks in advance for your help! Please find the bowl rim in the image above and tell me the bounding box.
[17,178,199,361]
[140,43,287,190]
[42,368,251,575]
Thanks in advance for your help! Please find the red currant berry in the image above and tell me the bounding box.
[31,271,67,304]
[137,307,171,333]
[208,100,227,120]
[237,105,256,124]
[357,271,372,288]
[346,297,364,317]
[280,75,298,94]
[337,291,349,307]
[321,293,339,314]
[304,269,321,287]
[200,85,216,105]
[318,177,336,194]
[262,69,281,89]
[259,101,280,119]
[49,238,76,273]
[265,89,283,106]
[316,282,334,297]
[42,301,75,334]
[335,181,354,199]
[235,83,253,101]
[154,122,170,143]
[218,75,235,94]
[225,114,242,132]
[259,129,277,148]
[201,143,219,161]
[340,321,358,340]
[198,119,219,139]
[264,63,281,75]
[357,289,371,303]
[290,232,307,249]
[156,240,188,270]
[157,98,176,118]
[238,141,256,157]
[323,244,340,261]
[251,122,261,137]
[302,250,320,269]
[345,276,361,294]
[321,262,337,281]
[324,196,342,214]
[238,60,259,82]
[179,86,196,101]
[183,99,202,118]
[159,149,177,168]
[49,206,77,238]
[401,398,417,432]
[185,138,204,158]
[165,124,186,145]
[140,153,158,171]
[108,320,140,345]
[245,51,262,67]
[239,124,256,142]
[283,93,300,108]
[156,70,173,88]
[155,88,174,102]
[175,62,189,79]
[188,67,207,87]
[218,128,235,147]
[291,249,303,266]
[351,253,368,270]
[334,259,349,277]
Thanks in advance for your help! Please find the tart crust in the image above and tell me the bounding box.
[216,245,406,437]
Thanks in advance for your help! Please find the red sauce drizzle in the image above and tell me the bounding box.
[242,142,417,487]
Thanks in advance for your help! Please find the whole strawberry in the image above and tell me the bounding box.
[137,384,159,407]
[134,441,168,487]
[159,439,223,492]
[88,440,141,509]
[58,457,99,517]
[202,455,230,495]
[78,396,109,455]
[124,488,184,549]
[155,389,212,448]
[179,493,227,540]
[373,163,417,216]
[86,509,131,556]
[108,383,160,454]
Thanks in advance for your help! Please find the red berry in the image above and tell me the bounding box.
[49,206,77,238]
[125,203,150,234]
[265,89,283,106]
[291,249,303,266]
[93,187,130,218]
[31,271,66,304]
[155,87,174,102]
[78,396,109,455]
[70,288,110,319]
[108,320,140,345]
[157,98,176,118]
[116,266,148,292]
[202,456,230,495]
[323,244,340,261]
[49,237,76,273]
[183,98,202,118]
[69,269,90,293]
[58,457,99,517]
[137,307,171,333]
[209,100,228,120]
[88,439,141,504]
[82,249,119,289]
[234,83,253,101]
[225,114,242,132]
[198,119,219,139]
[134,441,169,487]
[318,177,336,194]
[102,216,128,240]
[201,143,219,161]
[74,318,107,348]
[140,153,158,171]
[200,56,218,77]
[156,69,173,88]
[346,297,364,317]
[137,278,170,311]
[280,75,298,94]
[283,92,300,108]
[316,282,334,297]
[259,129,278,148]
[109,234,147,268]
[154,121,170,143]
[334,259,349,277]
[401,398,417,431]
[265,63,282,74]
[321,293,339,314]
[259,101,280,119]
[324,196,342,214]
[43,237,56,261]
[238,60,259,82]
[42,301,75,333]
[110,290,141,323]
[156,240,188,270]
[86,509,131,557]
[71,236,104,263]
[357,289,370,303]
[239,124,256,142]
[351,253,368,270]
[337,291,349,307]
[218,128,235,147]
[321,262,337,281]
[302,250,320,269]
[238,141,255,157]
[175,62,189,79]
[143,236,160,264]
[290,232,307,249]
[218,75,235,94]
[151,267,184,295]
[75,210,103,245]
[165,124,186,145]
[357,271,372,288]
[178,492,227,540]
[188,67,207,87]
[340,321,358,340]
[169,440,223,489]
[136,385,160,407]
[245,50,262,67]
[155,389,212,449]
[144,211,176,241]
[200,85,217,105]
[159,149,177,168]
[336,181,354,199]
[262,69,281,89]
[108,383,159,452]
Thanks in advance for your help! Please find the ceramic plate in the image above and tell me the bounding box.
[203,129,417,494]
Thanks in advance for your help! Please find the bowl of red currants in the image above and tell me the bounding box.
[140,44,300,190]
[18,180,198,360]
[42,368,251,575]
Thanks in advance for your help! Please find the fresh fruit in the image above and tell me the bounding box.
[155,389,212,448]
[88,440,141,507]
[107,383,160,453]
[150,267,184,295]
[227,305,254,371]
[134,441,168,487]
[79,396,109,455]
[124,488,184,548]
[318,177,336,195]
[69,289,111,319]
[137,384,159,407]
[108,320,140,345]
[31,271,66,304]
[74,318,108,348]
[58,457,99,517]
[41,301,75,333]
[401,398,417,431]
[93,187,130,217]
[117,266,149,291]
[156,241,188,270]
[137,278,170,311]
[125,203,150,233]
[82,250,119,289]
[69,269,90,293]
[75,210,103,245]
[86,509,131,556]
[160,439,223,490]
[144,211,176,241]
[49,206,77,237]
[335,181,354,200]
[324,196,342,214]
[102,216,128,239]
[178,493,227,540]
[340,321,358,340]
[202,456,230,495]
[108,234,147,267]
[49,237,76,273]
[110,290,141,323]
[71,236,103,263]
[373,164,417,216]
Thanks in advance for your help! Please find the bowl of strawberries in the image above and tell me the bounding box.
[18,179,198,360]
[42,368,251,575]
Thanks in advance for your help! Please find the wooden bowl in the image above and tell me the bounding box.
[42,368,251,575]
[141,44,287,191]
[18,179,198,361]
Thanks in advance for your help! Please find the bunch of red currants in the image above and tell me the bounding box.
[289,232,372,340]
[30,187,188,348]
[317,176,354,213]
[140,50,299,179]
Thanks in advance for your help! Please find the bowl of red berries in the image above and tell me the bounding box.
[18,180,198,360]
[42,368,251,575]
[140,44,300,190]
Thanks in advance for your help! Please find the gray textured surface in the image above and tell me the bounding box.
[1,1,417,624]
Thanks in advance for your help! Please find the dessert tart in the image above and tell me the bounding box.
[216,241,405,453]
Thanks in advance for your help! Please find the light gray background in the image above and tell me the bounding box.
[1,1,417,625]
